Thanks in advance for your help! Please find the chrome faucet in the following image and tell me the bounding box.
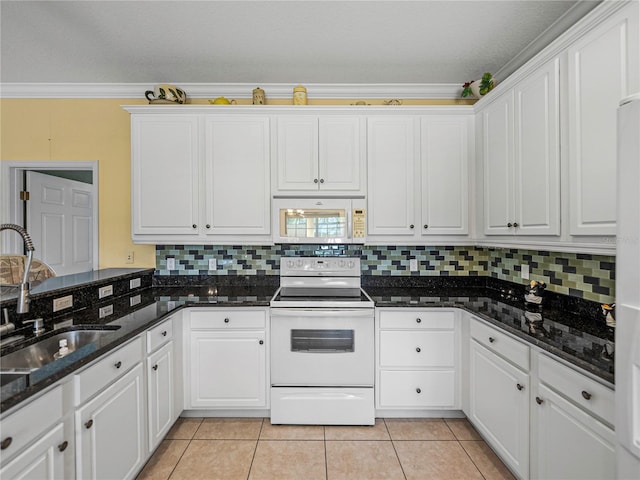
[0,223,35,314]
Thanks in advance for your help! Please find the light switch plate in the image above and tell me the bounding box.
[129,278,141,289]
[166,258,176,270]
[409,258,418,271]
[99,304,114,318]
[53,295,73,312]
[208,258,217,271]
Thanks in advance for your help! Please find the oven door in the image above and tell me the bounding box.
[270,308,374,386]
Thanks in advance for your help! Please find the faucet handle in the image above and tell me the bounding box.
[23,318,45,334]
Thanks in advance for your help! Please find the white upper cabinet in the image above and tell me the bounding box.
[421,116,471,235]
[204,116,271,237]
[275,115,365,195]
[131,115,200,236]
[481,57,560,237]
[367,116,418,237]
[568,3,640,236]
[128,109,271,244]
[514,57,560,236]
[481,92,515,235]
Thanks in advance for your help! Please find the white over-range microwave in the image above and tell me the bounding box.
[272,198,366,244]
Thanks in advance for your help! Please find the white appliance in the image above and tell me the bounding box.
[616,93,640,478]
[270,257,375,425]
[272,198,366,244]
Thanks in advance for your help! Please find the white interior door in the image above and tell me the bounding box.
[26,171,93,276]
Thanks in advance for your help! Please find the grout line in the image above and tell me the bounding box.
[384,419,408,480]
[245,417,264,480]
[458,439,489,480]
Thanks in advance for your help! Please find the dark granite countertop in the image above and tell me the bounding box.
[1,276,614,414]
[365,285,614,385]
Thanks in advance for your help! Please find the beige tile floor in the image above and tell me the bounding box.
[137,417,515,480]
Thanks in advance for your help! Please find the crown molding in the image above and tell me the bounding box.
[0,82,462,99]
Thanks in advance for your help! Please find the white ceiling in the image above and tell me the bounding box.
[1,0,601,91]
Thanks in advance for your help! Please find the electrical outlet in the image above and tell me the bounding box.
[208,258,217,271]
[521,264,530,280]
[130,294,141,307]
[129,277,141,289]
[53,295,73,312]
[125,251,134,264]
[166,257,176,270]
[99,304,114,318]
[98,284,113,299]
[409,258,418,271]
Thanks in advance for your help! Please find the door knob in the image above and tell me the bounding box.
[536,397,544,405]
[416,347,421,353]
[85,419,93,429]
[516,383,524,391]
[507,222,513,228]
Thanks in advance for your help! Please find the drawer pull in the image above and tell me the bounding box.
[416,388,422,394]
[161,331,167,337]
[192,224,197,229]
[513,222,519,228]
[259,340,264,345]
[206,224,211,229]
[507,222,513,228]
[416,318,421,323]
[0,437,12,450]
[58,441,68,452]
[85,419,93,429]
[536,397,544,405]
[581,390,592,400]
[516,383,524,391]
[224,318,230,323]
[152,364,158,371]
[488,337,495,343]
[423,224,428,229]
[410,224,415,229]
[416,347,421,353]
[114,361,122,369]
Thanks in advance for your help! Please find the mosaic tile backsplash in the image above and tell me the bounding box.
[155,245,616,304]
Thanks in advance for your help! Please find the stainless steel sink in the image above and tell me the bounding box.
[0,327,120,372]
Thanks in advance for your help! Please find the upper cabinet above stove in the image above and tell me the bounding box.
[273,115,366,196]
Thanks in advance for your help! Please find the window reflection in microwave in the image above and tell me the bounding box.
[282,208,347,238]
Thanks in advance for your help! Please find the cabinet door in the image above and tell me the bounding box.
[319,116,364,192]
[568,5,640,235]
[0,423,65,480]
[367,116,417,236]
[276,116,318,191]
[420,116,470,235]
[147,342,174,452]
[514,58,561,236]
[481,93,515,235]
[76,364,145,480]
[189,330,266,408]
[204,116,270,235]
[469,340,529,479]
[533,383,615,480]
[131,115,200,235]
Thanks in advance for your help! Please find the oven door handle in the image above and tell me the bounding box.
[270,308,373,318]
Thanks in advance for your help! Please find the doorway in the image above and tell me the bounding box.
[1,161,99,276]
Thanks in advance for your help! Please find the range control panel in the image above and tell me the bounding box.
[280,257,361,277]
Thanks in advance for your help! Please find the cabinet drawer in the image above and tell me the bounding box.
[74,337,143,405]
[538,353,614,425]
[147,318,173,353]
[379,310,455,330]
[190,309,266,329]
[0,385,63,458]
[379,370,456,408]
[380,331,455,367]
[470,318,529,371]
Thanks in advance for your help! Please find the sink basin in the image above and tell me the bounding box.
[0,328,120,372]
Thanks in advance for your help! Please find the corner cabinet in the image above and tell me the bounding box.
[274,115,365,195]
[126,107,272,245]
[480,56,560,237]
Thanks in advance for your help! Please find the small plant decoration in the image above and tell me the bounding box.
[461,72,495,98]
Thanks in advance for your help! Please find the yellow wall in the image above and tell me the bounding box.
[0,98,156,269]
[0,96,473,270]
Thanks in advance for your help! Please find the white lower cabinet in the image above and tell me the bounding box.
[0,385,69,480]
[147,341,174,452]
[376,309,459,410]
[469,321,530,479]
[75,341,145,480]
[186,308,268,409]
[532,353,615,480]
